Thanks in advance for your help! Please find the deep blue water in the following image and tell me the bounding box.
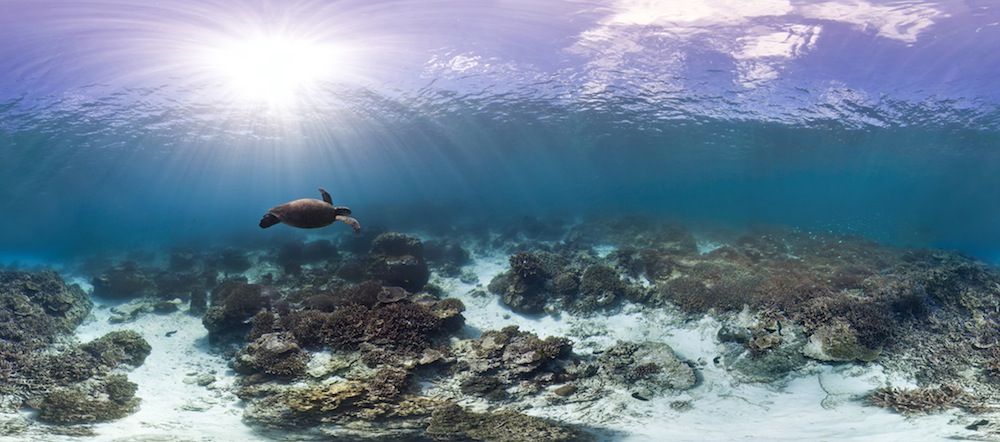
[0,0,999,263]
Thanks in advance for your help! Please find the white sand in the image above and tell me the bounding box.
[59,305,263,442]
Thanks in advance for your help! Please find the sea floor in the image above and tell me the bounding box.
[1,220,998,441]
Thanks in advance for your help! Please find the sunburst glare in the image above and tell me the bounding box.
[196,32,346,107]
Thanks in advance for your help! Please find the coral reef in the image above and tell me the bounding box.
[79,330,152,367]
[79,219,1000,440]
[233,332,309,378]
[34,375,140,424]
[207,248,253,274]
[577,264,628,311]
[366,233,430,292]
[490,249,644,314]
[275,239,337,275]
[426,404,592,442]
[452,326,581,400]
[597,341,696,399]
[202,279,271,341]
[0,270,149,429]
[868,385,976,414]
[424,239,471,277]
[488,252,562,314]
[91,261,155,299]
[0,271,92,348]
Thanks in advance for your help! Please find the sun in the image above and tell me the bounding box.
[199,33,341,106]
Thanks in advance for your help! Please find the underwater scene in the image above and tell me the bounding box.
[2,0,1000,441]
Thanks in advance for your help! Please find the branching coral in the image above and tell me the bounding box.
[868,385,971,414]
[202,280,270,340]
[363,302,442,354]
[0,271,92,348]
[509,252,546,282]
[35,375,140,424]
[426,404,591,442]
[322,304,370,350]
[79,330,152,367]
[577,264,626,311]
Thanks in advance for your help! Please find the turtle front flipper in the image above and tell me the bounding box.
[260,212,281,228]
[334,206,352,216]
[336,215,361,234]
[318,188,333,204]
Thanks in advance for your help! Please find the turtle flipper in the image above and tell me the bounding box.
[336,215,361,234]
[335,206,352,216]
[259,213,281,228]
[318,188,332,204]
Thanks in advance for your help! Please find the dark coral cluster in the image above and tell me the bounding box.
[868,385,976,414]
[426,404,591,442]
[365,233,431,292]
[0,271,92,348]
[0,270,150,426]
[489,249,637,314]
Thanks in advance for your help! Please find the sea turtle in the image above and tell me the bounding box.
[259,188,361,233]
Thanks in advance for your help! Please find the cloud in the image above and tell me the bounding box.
[569,0,943,89]
[733,25,821,87]
[800,1,944,44]
[601,0,793,30]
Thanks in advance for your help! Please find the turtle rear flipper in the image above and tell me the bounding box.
[336,215,361,234]
[259,213,281,228]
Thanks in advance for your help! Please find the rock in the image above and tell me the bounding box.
[104,297,177,321]
[233,332,308,378]
[717,324,752,344]
[195,374,216,386]
[599,341,696,397]
[367,255,429,293]
[459,270,479,285]
[802,321,880,362]
[452,326,577,401]
[553,384,577,397]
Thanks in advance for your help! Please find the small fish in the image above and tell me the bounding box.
[165,330,178,337]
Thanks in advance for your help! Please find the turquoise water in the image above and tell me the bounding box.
[3,102,999,262]
[1,0,999,262]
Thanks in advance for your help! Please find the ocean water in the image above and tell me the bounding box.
[2,1,1000,441]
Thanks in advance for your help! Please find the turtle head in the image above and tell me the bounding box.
[335,207,352,216]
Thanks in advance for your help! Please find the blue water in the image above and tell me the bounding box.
[1,0,999,262]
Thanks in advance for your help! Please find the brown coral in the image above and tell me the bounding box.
[868,385,972,414]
